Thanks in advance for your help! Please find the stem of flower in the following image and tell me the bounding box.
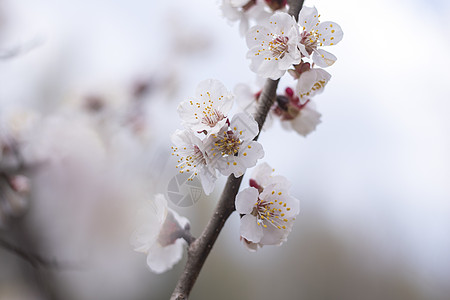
[169,1,304,299]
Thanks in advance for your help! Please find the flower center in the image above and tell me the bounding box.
[252,191,291,229]
[210,130,242,157]
[172,145,206,178]
[269,36,289,59]
[300,31,319,54]
[201,109,225,128]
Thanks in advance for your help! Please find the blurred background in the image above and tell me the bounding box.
[1,0,449,299]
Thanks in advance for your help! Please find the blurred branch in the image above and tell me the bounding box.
[0,38,44,60]
[0,238,59,269]
[170,2,304,299]
[0,237,83,270]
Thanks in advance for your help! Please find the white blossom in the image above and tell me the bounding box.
[177,79,234,137]
[235,178,299,246]
[246,12,301,79]
[298,6,343,67]
[130,194,189,274]
[221,0,272,36]
[235,163,299,248]
[206,112,264,177]
[171,129,217,195]
[280,100,321,137]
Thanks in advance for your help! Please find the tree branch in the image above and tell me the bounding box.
[170,1,304,299]
[0,237,81,270]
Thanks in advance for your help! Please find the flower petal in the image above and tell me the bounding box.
[235,187,259,214]
[198,166,217,195]
[146,239,185,274]
[246,26,272,48]
[240,214,264,243]
[239,141,264,168]
[231,112,260,141]
[312,49,337,68]
[290,102,322,136]
[317,21,343,46]
[298,6,319,32]
[296,68,331,104]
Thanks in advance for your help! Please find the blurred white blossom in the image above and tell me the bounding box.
[130,194,189,274]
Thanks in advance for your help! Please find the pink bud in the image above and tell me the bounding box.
[8,175,30,194]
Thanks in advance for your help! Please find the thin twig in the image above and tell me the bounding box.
[0,38,44,60]
[0,237,84,270]
[0,238,58,269]
[170,2,304,299]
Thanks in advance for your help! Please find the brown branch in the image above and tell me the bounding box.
[170,1,304,299]
[0,237,80,270]
[0,238,56,269]
[171,175,243,300]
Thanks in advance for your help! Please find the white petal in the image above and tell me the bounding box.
[296,68,331,104]
[258,223,289,245]
[230,0,249,7]
[312,49,337,68]
[171,129,201,148]
[283,195,300,217]
[269,175,292,190]
[278,51,301,70]
[298,43,310,57]
[230,112,260,141]
[217,156,246,177]
[251,162,274,186]
[198,166,217,195]
[239,141,264,168]
[290,102,322,136]
[235,187,259,214]
[153,194,168,223]
[146,239,185,274]
[234,83,258,115]
[246,25,271,48]
[241,238,260,252]
[317,21,343,46]
[195,79,232,103]
[259,184,288,202]
[177,98,199,125]
[252,57,287,80]
[130,196,168,253]
[240,214,263,243]
[298,6,319,32]
[221,0,241,21]
[269,12,298,33]
[168,208,190,229]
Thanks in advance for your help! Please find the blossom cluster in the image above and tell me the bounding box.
[246,7,343,80]
[131,4,342,276]
[173,79,264,195]
[231,6,343,137]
